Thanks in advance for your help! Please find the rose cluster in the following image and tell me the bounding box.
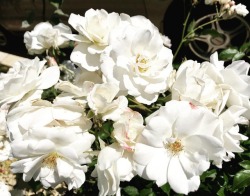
[0,5,249,196]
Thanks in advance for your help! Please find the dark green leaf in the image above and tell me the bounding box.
[233,170,250,191]
[123,186,139,196]
[201,29,223,38]
[187,19,196,38]
[239,161,250,170]
[232,52,245,61]
[49,0,64,8]
[200,169,217,181]
[139,188,155,196]
[217,187,225,196]
[240,42,250,52]
[187,20,196,34]
[160,183,171,195]
[219,48,239,61]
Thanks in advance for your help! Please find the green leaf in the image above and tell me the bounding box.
[217,186,225,196]
[54,9,69,17]
[123,186,139,196]
[160,183,171,195]
[233,170,250,191]
[239,161,250,170]
[187,20,196,33]
[49,0,63,9]
[200,169,217,181]
[232,52,245,61]
[201,29,223,38]
[219,48,239,61]
[240,42,250,53]
[139,188,155,196]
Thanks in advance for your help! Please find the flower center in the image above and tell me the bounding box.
[135,54,149,73]
[167,140,183,155]
[42,152,62,168]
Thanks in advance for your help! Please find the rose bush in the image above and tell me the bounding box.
[0,0,250,195]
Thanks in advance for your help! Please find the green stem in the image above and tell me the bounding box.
[173,11,225,62]
[128,97,152,112]
[173,9,192,61]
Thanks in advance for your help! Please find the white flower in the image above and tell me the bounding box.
[216,106,248,162]
[0,182,11,196]
[55,68,102,98]
[171,59,229,115]
[133,100,224,195]
[0,57,60,107]
[11,130,94,190]
[213,52,250,119]
[24,22,72,55]
[0,105,9,134]
[67,9,121,71]
[8,98,94,189]
[0,136,11,162]
[112,108,144,151]
[87,83,128,121]
[232,3,249,17]
[92,143,135,196]
[101,15,173,105]
[7,97,92,141]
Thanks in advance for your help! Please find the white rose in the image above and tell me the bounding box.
[101,16,173,105]
[212,52,250,119]
[0,136,11,162]
[134,100,224,195]
[0,105,9,134]
[171,59,229,115]
[7,97,92,141]
[8,97,94,189]
[233,3,249,17]
[0,57,59,107]
[0,182,11,196]
[87,83,128,121]
[113,108,144,151]
[67,9,122,71]
[11,129,95,190]
[92,143,135,196]
[55,68,102,98]
[216,106,248,162]
[24,22,72,55]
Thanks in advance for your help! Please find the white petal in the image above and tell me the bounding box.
[37,66,60,89]
[145,149,170,186]
[56,158,74,178]
[168,156,189,194]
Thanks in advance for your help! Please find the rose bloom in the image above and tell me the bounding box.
[216,106,248,162]
[171,52,250,118]
[92,143,135,196]
[210,52,250,118]
[7,97,94,189]
[87,83,128,121]
[0,57,59,107]
[112,108,144,151]
[55,67,102,99]
[101,15,173,105]
[133,100,224,195]
[232,3,249,17]
[67,9,122,71]
[0,182,11,196]
[171,58,229,115]
[24,22,72,55]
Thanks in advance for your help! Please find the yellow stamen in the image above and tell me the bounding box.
[42,152,62,168]
[167,140,183,155]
